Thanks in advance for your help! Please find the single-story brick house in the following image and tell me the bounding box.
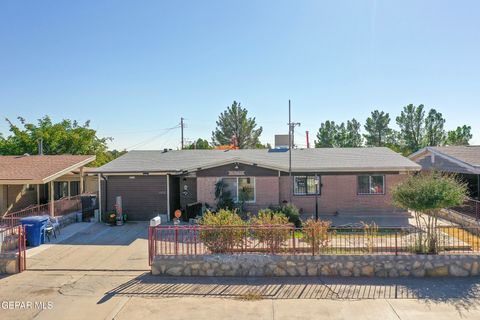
[409,146,480,199]
[93,147,420,221]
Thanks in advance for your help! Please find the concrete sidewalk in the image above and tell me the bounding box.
[1,273,479,319]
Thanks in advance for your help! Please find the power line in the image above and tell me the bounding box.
[126,125,180,150]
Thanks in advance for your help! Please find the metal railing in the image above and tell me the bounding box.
[1,194,92,227]
[451,197,480,221]
[148,225,480,264]
[0,225,26,272]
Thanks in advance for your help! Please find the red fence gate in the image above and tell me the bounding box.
[0,225,26,273]
[18,225,26,272]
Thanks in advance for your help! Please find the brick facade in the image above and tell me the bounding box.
[197,173,406,214]
[280,174,405,214]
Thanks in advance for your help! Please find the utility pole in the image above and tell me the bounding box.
[306,131,310,149]
[288,100,292,176]
[180,117,184,149]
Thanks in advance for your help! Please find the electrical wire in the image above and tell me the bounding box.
[125,125,180,150]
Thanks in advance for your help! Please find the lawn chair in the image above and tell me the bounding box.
[44,217,60,242]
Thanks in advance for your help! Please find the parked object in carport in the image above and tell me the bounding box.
[20,216,49,247]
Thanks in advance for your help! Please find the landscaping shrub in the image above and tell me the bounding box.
[302,218,331,254]
[199,209,246,253]
[279,204,302,228]
[362,222,379,253]
[250,209,292,253]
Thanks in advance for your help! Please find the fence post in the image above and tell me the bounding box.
[312,230,315,256]
[476,201,479,221]
[194,227,198,255]
[174,227,179,255]
[395,232,398,256]
[292,229,296,255]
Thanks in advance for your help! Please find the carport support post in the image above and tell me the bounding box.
[49,180,54,217]
[79,166,84,194]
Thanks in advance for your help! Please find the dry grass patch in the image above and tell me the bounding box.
[238,289,264,301]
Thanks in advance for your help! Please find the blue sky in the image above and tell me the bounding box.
[0,0,479,150]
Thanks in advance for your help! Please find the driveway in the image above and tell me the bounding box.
[27,221,149,271]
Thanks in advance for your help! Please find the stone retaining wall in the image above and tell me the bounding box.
[152,254,480,277]
[0,253,19,274]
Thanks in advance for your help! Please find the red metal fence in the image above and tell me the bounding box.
[1,194,90,227]
[148,225,480,264]
[0,225,26,272]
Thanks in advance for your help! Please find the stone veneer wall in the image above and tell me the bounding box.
[0,253,19,274]
[152,254,480,277]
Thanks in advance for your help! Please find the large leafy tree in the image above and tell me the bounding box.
[211,101,263,149]
[363,110,394,147]
[396,104,425,153]
[446,125,473,146]
[0,116,117,166]
[392,172,467,253]
[315,120,337,147]
[186,138,211,149]
[424,109,446,146]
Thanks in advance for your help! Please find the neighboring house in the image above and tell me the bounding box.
[0,154,96,217]
[93,148,420,221]
[410,146,480,199]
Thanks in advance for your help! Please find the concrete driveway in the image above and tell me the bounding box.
[26,221,149,271]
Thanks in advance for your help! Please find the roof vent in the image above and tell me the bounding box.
[162,148,169,153]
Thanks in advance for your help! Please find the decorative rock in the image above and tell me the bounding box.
[274,267,287,276]
[339,269,352,277]
[165,267,183,276]
[307,266,317,276]
[320,266,331,276]
[471,261,479,276]
[426,266,448,277]
[361,266,374,277]
[449,265,469,277]
[412,269,426,277]
[388,269,399,277]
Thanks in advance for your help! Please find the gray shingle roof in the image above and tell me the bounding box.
[429,146,480,167]
[93,147,420,174]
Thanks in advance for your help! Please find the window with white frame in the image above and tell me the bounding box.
[357,175,385,195]
[294,176,320,195]
[220,177,256,203]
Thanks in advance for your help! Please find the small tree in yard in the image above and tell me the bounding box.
[392,172,468,253]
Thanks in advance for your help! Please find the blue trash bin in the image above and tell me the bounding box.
[20,216,50,247]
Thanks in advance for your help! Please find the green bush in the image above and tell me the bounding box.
[270,204,302,228]
[199,209,246,253]
[251,209,292,252]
